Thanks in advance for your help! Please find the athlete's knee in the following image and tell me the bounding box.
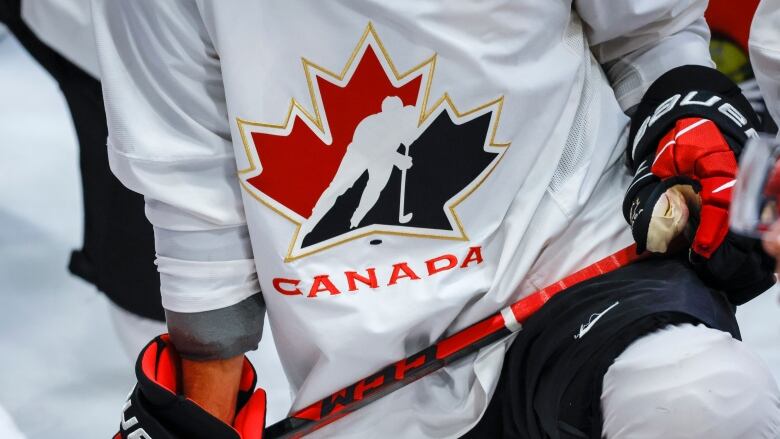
[601,323,780,438]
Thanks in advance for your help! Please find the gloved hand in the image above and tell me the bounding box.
[623,65,776,305]
[115,335,266,439]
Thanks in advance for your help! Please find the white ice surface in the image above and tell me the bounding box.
[0,32,778,439]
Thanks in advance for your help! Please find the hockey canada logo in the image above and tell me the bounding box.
[237,24,509,261]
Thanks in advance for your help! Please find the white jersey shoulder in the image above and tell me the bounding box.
[751,0,780,129]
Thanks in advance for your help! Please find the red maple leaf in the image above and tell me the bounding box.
[246,47,422,219]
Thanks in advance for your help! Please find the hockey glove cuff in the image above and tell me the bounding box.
[116,335,266,439]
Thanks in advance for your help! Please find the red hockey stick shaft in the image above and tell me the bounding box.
[265,245,641,438]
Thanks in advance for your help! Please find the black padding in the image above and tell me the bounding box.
[627,65,759,169]
[461,256,740,439]
[690,233,777,305]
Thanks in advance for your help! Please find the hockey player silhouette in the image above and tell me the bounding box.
[304,96,419,235]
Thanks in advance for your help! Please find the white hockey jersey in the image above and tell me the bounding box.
[751,0,780,128]
[90,1,712,436]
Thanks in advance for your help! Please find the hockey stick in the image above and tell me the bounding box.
[398,143,413,224]
[265,244,641,438]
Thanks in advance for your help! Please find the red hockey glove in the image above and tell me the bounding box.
[115,335,266,439]
[628,116,738,256]
[624,66,775,305]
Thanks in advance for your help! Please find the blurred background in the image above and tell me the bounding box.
[1,0,780,437]
[0,22,292,438]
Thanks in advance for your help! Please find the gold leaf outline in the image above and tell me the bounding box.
[236,22,510,262]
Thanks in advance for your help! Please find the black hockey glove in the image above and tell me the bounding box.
[623,65,776,305]
[116,335,266,439]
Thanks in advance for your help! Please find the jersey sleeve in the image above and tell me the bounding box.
[91,0,263,358]
[575,0,713,111]
[750,0,780,129]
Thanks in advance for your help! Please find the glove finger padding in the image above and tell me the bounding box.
[117,335,266,439]
[649,118,738,258]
